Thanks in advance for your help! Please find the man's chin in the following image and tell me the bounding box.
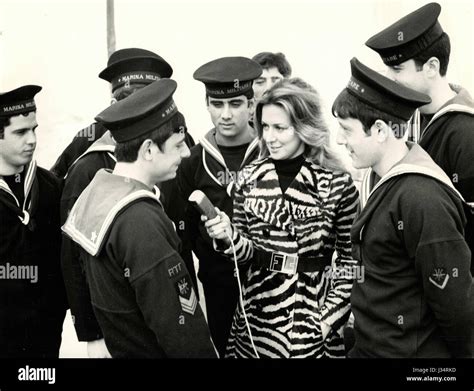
[163,170,177,181]
[1,162,27,176]
[18,156,33,166]
[217,126,237,136]
[350,158,367,170]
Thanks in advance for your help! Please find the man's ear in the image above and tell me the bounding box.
[424,57,440,78]
[139,139,155,161]
[373,119,390,143]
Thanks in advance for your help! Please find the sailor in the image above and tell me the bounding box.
[176,56,262,356]
[0,85,67,357]
[62,79,216,358]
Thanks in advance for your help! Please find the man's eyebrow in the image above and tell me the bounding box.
[13,127,33,133]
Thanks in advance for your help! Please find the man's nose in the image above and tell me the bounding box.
[26,129,37,146]
[221,104,231,119]
[262,80,276,96]
[181,143,191,159]
[336,128,346,145]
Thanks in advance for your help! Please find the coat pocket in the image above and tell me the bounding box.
[292,204,321,221]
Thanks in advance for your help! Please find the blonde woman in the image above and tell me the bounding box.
[205,78,359,358]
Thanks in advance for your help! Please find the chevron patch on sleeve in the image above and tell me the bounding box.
[175,274,197,315]
[428,267,449,290]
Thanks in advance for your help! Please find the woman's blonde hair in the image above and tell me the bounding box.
[254,77,346,172]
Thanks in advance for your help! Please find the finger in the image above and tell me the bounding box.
[212,230,226,240]
[204,215,221,227]
[213,227,229,238]
[218,210,229,223]
[207,226,218,237]
[210,222,228,233]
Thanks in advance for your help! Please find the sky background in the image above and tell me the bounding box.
[1,0,473,170]
[1,0,473,357]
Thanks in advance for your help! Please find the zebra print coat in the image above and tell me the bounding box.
[220,157,359,358]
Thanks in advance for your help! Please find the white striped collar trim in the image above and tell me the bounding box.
[367,163,464,204]
[202,148,224,188]
[65,144,116,180]
[200,135,259,190]
[199,137,226,167]
[407,109,421,144]
[0,160,37,221]
[359,163,464,241]
[0,180,18,206]
[243,138,260,166]
[62,189,160,256]
[421,104,474,140]
[360,168,373,210]
[199,134,260,170]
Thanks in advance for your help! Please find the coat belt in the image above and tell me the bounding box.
[254,249,332,274]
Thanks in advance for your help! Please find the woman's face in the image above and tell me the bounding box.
[261,104,305,160]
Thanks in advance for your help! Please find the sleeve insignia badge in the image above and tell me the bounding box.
[175,274,197,315]
[428,267,449,290]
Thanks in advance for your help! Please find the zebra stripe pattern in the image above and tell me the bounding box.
[222,157,359,358]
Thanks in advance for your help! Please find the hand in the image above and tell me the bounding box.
[202,208,232,245]
[87,338,112,358]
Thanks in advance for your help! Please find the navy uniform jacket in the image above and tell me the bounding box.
[351,144,473,358]
[413,86,474,273]
[176,129,260,286]
[60,130,197,341]
[60,132,116,341]
[0,162,67,357]
[51,122,108,179]
[62,170,216,358]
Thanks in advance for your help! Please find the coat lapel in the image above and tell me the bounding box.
[243,159,325,233]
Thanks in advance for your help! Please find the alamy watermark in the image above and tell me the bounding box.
[0,262,38,283]
[216,170,258,189]
[388,121,410,138]
[322,265,365,283]
[77,123,96,141]
[18,365,55,385]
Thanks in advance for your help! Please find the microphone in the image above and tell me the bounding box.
[188,190,259,357]
[188,190,218,220]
